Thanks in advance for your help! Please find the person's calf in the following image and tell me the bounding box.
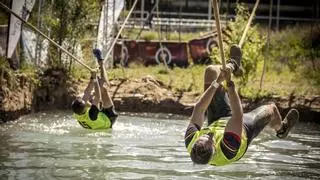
[267,103,283,131]
[204,65,220,90]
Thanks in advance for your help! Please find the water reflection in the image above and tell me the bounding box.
[0,111,319,179]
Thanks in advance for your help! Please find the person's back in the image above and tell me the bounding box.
[72,101,112,129]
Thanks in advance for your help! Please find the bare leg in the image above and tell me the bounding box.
[247,103,282,131]
[98,61,113,108]
[258,103,282,131]
[204,63,235,90]
[98,61,110,87]
[244,103,283,144]
[204,65,220,90]
[204,64,235,125]
[268,104,283,131]
[100,84,114,108]
[244,102,299,142]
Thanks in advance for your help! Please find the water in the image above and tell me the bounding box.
[0,111,319,180]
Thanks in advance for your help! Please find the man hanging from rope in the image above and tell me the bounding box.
[184,45,299,166]
[71,49,118,129]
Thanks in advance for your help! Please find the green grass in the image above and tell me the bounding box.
[108,65,205,93]
[239,62,320,99]
[74,63,319,100]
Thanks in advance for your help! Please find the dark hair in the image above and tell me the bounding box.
[71,98,86,115]
[190,139,213,164]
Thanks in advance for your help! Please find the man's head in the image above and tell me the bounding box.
[190,133,215,164]
[71,98,86,115]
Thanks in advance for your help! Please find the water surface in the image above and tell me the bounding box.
[0,111,319,179]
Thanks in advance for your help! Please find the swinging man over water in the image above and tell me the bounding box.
[71,49,118,129]
[184,45,299,166]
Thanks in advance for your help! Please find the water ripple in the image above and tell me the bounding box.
[0,111,319,179]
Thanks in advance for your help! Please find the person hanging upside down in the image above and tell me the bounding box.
[184,45,299,166]
[71,49,118,129]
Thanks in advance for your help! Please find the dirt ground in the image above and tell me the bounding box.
[1,68,319,123]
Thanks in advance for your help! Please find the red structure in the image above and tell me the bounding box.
[188,34,218,64]
[113,34,218,67]
[114,39,189,67]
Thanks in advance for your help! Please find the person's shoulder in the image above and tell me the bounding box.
[185,123,200,148]
[185,123,201,138]
[187,123,201,131]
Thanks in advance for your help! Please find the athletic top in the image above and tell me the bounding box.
[185,120,248,166]
[73,105,112,129]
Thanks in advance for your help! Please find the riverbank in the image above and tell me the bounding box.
[1,68,319,123]
[108,76,320,122]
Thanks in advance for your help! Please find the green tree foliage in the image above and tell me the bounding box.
[268,24,320,86]
[269,24,320,71]
[41,0,99,70]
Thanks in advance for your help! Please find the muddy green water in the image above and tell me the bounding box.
[0,111,319,180]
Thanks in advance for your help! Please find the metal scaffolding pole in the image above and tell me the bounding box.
[276,0,280,31]
[35,0,43,66]
[208,0,212,20]
[141,0,145,27]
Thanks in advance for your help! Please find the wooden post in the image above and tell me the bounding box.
[260,0,273,89]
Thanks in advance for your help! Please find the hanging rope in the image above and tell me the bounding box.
[157,1,171,68]
[119,3,127,78]
[239,0,260,48]
[103,0,138,63]
[0,1,94,72]
[260,0,271,89]
[212,0,226,69]
[155,0,172,87]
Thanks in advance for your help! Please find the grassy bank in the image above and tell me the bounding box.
[111,65,319,98]
[72,62,319,100]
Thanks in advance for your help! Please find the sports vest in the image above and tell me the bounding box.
[187,119,247,166]
[73,107,112,129]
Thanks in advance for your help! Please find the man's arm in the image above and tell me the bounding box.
[82,79,94,102]
[224,80,243,137]
[189,71,225,128]
[91,76,102,108]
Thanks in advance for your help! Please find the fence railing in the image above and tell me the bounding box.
[119,10,319,30]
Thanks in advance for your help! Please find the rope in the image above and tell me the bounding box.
[155,0,172,88]
[212,0,226,69]
[0,1,94,72]
[239,0,260,48]
[119,4,127,78]
[156,0,170,70]
[103,0,138,64]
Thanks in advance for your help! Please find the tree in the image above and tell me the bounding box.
[41,0,99,70]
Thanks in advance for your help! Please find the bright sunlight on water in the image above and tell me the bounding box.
[0,111,319,180]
